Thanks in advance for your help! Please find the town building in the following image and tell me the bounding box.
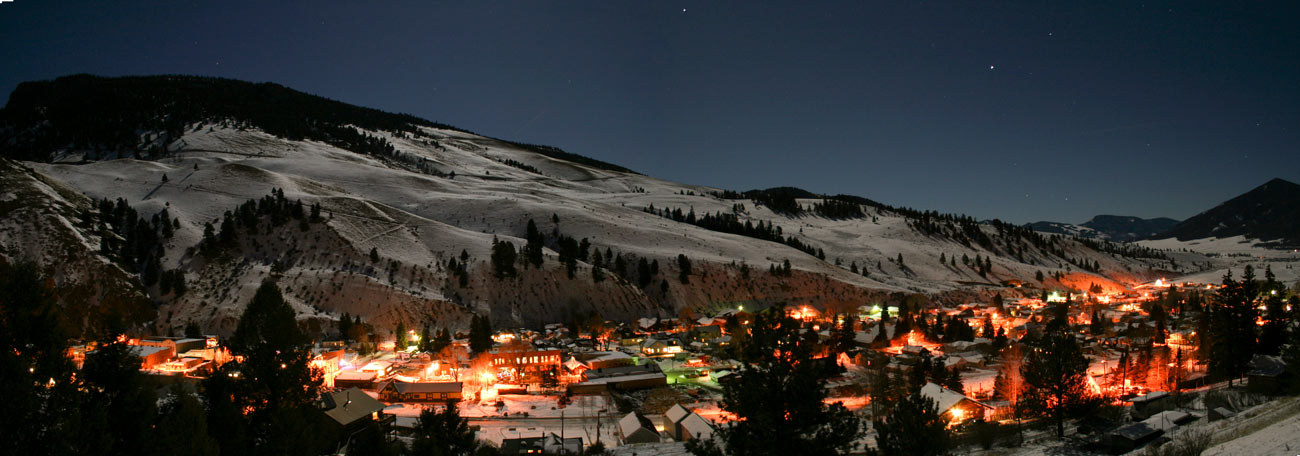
[334,371,378,389]
[500,433,583,455]
[618,412,661,444]
[377,381,463,403]
[318,387,391,450]
[568,363,667,394]
[662,403,715,442]
[920,382,991,423]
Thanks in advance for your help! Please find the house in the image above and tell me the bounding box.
[641,337,683,357]
[568,363,667,394]
[573,351,634,370]
[920,382,991,423]
[618,412,661,444]
[690,325,722,343]
[1107,410,1194,453]
[663,404,691,440]
[1247,354,1289,395]
[319,387,390,448]
[131,345,175,370]
[500,433,582,455]
[563,357,588,374]
[490,348,564,380]
[334,371,378,389]
[678,412,715,441]
[1107,421,1160,453]
[1128,391,1172,420]
[377,381,463,403]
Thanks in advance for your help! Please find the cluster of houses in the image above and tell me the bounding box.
[72,278,1260,454]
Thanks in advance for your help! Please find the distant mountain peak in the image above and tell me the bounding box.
[1027,215,1179,243]
[1156,178,1300,247]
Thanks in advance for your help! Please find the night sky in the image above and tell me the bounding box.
[2,1,1297,224]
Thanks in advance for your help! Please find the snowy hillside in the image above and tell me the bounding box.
[0,75,1228,337]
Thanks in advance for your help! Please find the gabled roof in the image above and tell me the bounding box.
[1111,422,1159,441]
[665,404,691,424]
[619,412,658,438]
[679,413,715,440]
[920,382,987,414]
[1249,354,1287,377]
[321,387,384,426]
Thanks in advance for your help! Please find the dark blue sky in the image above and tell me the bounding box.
[2,1,1297,224]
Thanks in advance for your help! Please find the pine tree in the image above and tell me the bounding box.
[688,312,865,455]
[185,320,203,338]
[468,315,494,354]
[410,403,480,455]
[831,316,857,355]
[591,249,605,283]
[1258,266,1288,355]
[1209,268,1259,385]
[524,219,544,268]
[82,330,160,456]
[677,254,692,284]
[490,241,518,278]
[212,281,326,455]
[1021,328,1093,437]
[872,393,949,456]
[395,321,408,351]
[431,328,452,353]
[149,385,219,456]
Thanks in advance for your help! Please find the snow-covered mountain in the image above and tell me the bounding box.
[1156,178,1300,249]
[1026,215,1180,243]
[0,75,1209,336]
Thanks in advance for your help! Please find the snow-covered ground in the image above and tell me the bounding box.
[1139,235,1300,286]
[5,123,1257,334]
[1204,410,1300,456]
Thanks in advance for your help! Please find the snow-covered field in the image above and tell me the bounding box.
[1139,235,1300,285]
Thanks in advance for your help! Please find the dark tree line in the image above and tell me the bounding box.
[2,75,631,183]
[198,188,324,258]
[811,197,866,219]
[0,74,454,161]
[645,204,823,258]
[1202,266,1296,385]
[93,197,182,292]
[498,158,541,174]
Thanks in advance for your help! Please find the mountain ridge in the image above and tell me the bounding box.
[1155,178,1300,248]
[0,75,1203,336]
